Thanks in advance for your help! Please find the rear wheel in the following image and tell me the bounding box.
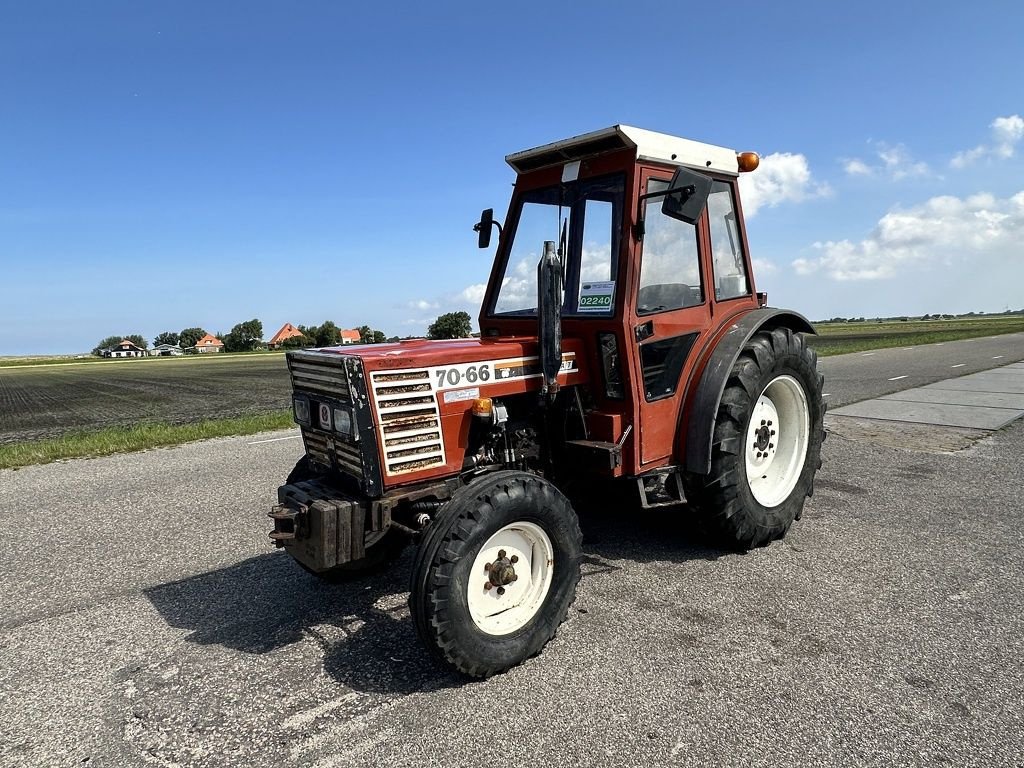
[684,327,824,550]
[409,470,582,678]
[285,455,407,582]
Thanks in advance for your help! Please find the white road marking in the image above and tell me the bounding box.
[248,434,301,445]
[283,692,362,730]
[861,352,876,356]
[888,375,908,381]
[993,355,1004,359]
[951,363,966,368]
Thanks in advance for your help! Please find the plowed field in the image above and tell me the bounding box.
[0,355,291,444]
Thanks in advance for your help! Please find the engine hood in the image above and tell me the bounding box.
[308,335,584,373]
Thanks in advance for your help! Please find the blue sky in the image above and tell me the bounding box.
[2,1,1022,355]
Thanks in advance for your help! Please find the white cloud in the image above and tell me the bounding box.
[793,190,1024,280]
[458,283,487,305]
[753,258,778,275]
[951,114,1024,167]
[738,152,831,217]
[844,158,872,176]
[406,299,439,311]
[842,141,929,180]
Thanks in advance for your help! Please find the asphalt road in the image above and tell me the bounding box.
[2,335,1023,768]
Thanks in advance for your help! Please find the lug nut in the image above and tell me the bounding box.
[498,549,506,559]
[510,574,518,582]
[761,419,766,426]
[485,562,493,572]
[767,420,773,426]
[497,587,506,596]
[510,555,519,564]
[769,443,774,449]
[770,430,776,436]
[484,581,493,590]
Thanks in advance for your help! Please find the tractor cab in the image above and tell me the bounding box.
[476,125,764,475]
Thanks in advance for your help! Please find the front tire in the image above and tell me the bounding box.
[684,327,824,550]
[409,471,582,678]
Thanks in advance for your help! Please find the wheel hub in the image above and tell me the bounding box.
[484,549,519,595]
[744,375,810,508]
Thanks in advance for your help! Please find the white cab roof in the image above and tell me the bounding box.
[505,124,739,176]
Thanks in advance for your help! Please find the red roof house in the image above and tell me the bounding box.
[268,323,305,349]
[194,333,225,353]
[340,329,361,344]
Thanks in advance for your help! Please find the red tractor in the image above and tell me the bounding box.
[270,125,825,677]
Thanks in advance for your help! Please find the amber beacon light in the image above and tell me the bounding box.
[737,151,760,172]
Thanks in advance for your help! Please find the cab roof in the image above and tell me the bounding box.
[505,124,740,177]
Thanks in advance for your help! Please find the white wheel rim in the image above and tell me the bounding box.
[744,375,810,508]
[467,522,554,636]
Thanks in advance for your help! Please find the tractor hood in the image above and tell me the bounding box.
[309,335,587,378]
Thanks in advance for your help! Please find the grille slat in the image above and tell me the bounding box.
[370,368,446,476]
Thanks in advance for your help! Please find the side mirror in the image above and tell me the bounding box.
[661,167,712,225]
[473,208,495,249]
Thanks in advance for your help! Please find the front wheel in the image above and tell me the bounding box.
[409,471,582,678]
[684,327,824,550]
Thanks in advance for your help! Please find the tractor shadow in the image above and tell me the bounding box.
[143,488,726,698]
[143,548,463,697]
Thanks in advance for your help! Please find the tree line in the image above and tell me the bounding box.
[91,311,474,356]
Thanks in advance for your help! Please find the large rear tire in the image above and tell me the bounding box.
[409,471,582,678]
[684,327,824,550]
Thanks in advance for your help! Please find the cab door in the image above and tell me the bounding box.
[631,169,713,466]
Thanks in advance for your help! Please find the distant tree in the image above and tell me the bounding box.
[428,311,472,340]
[92,335,124,356]
[281,334,312,349]
[386,335,400,343]
[222,318,264,352]
[358,325,387,344]
[314,321,340,347]
[154,331,180,347]
[179,327,208,349]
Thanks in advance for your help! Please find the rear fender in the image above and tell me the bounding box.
[682,309,816,476]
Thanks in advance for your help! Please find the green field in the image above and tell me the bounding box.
[0,353,292,445]
[808,315,1024,356]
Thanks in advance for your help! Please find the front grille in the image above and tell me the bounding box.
[301,427,362,477]
[288,356,352,400]
[287,350,382,496]
[371,369,446,475]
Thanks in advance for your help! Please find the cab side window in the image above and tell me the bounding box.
[708,181,750,300]
[637,178,703,315]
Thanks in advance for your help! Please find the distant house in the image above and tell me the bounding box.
[268,323,305,349]
[193,333,224,353]
[150,343,183,357]
[340,329,361,345]
[103,339,146,358]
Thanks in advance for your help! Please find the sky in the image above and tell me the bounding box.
[2,1,1023,355]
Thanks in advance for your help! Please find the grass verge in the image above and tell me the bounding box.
[810,316,1024,356]
[0,410,295,470]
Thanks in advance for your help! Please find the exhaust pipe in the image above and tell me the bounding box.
[537,240,562,402]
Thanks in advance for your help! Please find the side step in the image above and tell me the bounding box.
[636,467,687,509]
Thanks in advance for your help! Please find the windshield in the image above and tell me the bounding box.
[490,173,625,316]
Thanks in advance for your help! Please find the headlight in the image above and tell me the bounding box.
[293,397,310,424]
[333,407,357,440]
